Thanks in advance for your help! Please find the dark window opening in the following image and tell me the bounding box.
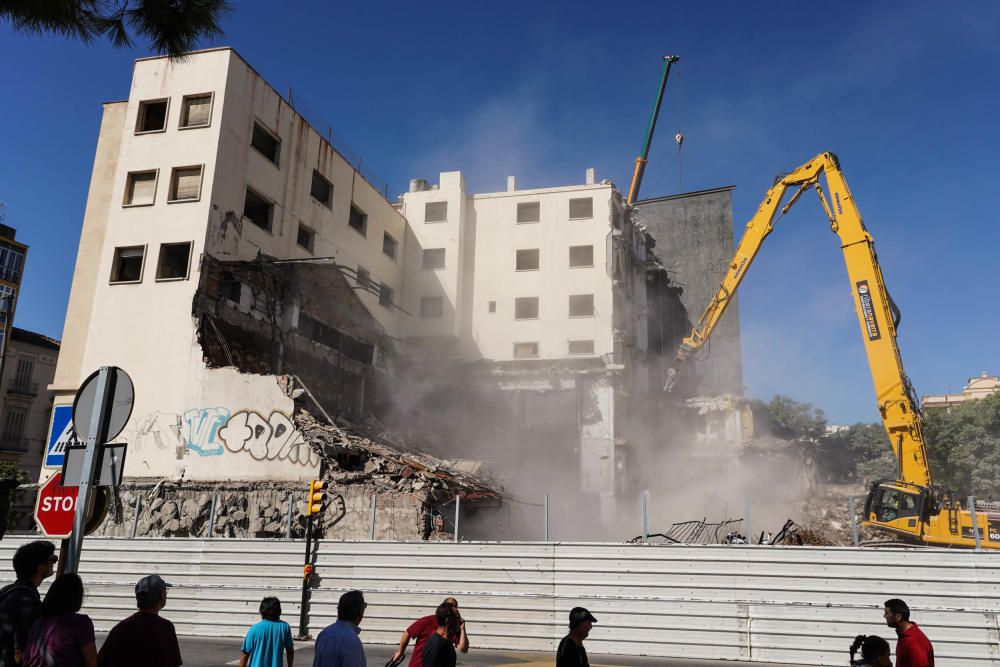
[297,225,315,252]
[516,249,540,271]
[136,99,168,133]
[569,197,594,220]
[517,202,540,223]
[311,170,332,207]
[569,294,594,317]
[243,188,273,232]
[515,297,539,320]
[156,242,192,280]
[349,204,367,236]
[379,283,394,308]
[382,233,398,260]
[425,201,448,222]
[251,121,280,165]
[111,246,144,283]
[569,245,594,267]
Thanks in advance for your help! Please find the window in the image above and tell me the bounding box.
[515,297,539,320]
[569,197,594,220]
[1,407,27,450]
[425,201,448,223]
[0,245,24,284]
[156,242,192,281]
[297,225,315,252]
[568,340,595,355]
[179,93,212,128]
[136,99,168,133]
[243,188,273,232]
[311,170,332,207]
[110,246,145,283]
[378,283,394,308]
[168,166,202,202]
[569,245,594,267]
[488,301,496,313]
[220,273,241,304]
[513,342,539,359]
[356,266,370,286]
[422,248,446,270]
[420,296,444,318]
[251,121,280,165]
[516,249,540,271]
[349,204,367,236]
[123,170,158,206]
[382,233,398,260]
[569,294,594,317]
[517,202,540,224]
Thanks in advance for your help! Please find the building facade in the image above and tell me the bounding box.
[0,226,27,366]
[922,372,1000,411]
[1,328,59,481]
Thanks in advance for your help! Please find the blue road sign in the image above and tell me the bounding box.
[44,405,75,468]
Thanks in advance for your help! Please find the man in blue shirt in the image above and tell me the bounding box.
[240,596,294,667]
[313,590,366,667]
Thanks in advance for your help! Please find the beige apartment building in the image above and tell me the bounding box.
[922,372,1000,411]
[1,328,59,481]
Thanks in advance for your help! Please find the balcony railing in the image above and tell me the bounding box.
[7,379,37,396]
[0,437,28,453]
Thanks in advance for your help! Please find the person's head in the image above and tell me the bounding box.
[41,573,84,617]
[435,602,454,629]
[12,541,56,583]
[568,607,597,640]
[337,590,366,624]
[883,598,910,628]
[850,634,891,667]
[260,597,282,621]
[135,574,171,612]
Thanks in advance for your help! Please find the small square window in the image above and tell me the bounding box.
[349,204,367,236]
[123,170,158,206]
[311,170,333,207]
[356,266,371,286]
[568,340,595,355]
[420,296,444,318]
[513,342,539,359]
[297,225,315,252]
[515,297,539,320]
[136,99,168,133]
[168,166,203,202]
[243,187,273,232]
[517,202,540,224]
[569,197,594,220]
[156,242,192,281]
[425,201,448,223]
[488,301,496,313]
[516,249,540,271]
[382,233,398,260]
[379,283,394,308]
[569,245,594,267]
[251,121,280,165]
[422,248,446,270]
[179,93,212,128]
[110,246,145,284]
[220,273,241,303]
[569,294,594,317]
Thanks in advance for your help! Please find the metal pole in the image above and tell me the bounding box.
[641,492,649,544]
[206,495,217,539]
[130,494,141,539]
[543,493,549,542]
[453,494,460,542]
[744,496,753,545]
[369,494,377,540]
[969,496,982,551]
[849,495,860,546]
[286,490,294,539]
[65,367,113,574]
[297,512,313,638]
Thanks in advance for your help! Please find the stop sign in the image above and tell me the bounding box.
[35,473,79,538]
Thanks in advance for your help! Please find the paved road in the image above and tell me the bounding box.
[172,635,780,667]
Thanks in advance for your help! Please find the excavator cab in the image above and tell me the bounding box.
[864,481,928,540]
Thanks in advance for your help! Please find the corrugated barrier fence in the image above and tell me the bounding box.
[0,537,997,665]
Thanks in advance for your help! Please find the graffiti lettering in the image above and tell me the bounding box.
[218,410,318,467]
[183,407,231,457]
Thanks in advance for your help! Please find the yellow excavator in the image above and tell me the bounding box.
[663,152,998,549]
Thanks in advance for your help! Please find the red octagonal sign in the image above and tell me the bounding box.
[35,472,79,538]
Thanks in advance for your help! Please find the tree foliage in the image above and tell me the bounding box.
[0,0,232,57]
[923,392,1000,499]
[750,395,827,442]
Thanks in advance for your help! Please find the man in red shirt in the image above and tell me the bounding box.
[884,598,934,667]
[390,597,468,667]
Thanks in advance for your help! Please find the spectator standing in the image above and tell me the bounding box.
[240,597,294,667]
[884,598,934,667]
[22,573,97,667]
[97,575,182,667]
[420,604,457,667]
[312,590,366,667]
[0,540,56,666]
[389,597,468,667]
[849,634,891,667]
[556,607,597,667]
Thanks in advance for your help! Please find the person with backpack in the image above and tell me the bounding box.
[239,597,294,667]
[0,541,57,666]
[22,573,97,667]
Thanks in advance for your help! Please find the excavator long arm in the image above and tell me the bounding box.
[663,152,933,489]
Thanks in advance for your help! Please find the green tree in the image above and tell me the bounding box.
[923,392,1000,499]
[0,461,31,530]
[817,422,896,484]
[1,0,231,57]
[750,395,827,442]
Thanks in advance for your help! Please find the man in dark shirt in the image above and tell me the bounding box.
[884,598,934,667]
[421,603,457,667]
[0,540,56,667]
[556,607,596,667]
[98,574,183,667]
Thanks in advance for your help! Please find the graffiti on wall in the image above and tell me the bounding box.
[135,411,185,459]
[218,410,319,467]
[183,407,231,457]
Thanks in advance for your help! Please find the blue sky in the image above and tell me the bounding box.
[1,1,998,424]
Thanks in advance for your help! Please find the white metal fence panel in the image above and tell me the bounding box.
[0,537,996,666]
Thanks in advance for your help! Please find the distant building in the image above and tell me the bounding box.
[922,372,1000,411]
[0,225,27,363]
[0,328,59,480]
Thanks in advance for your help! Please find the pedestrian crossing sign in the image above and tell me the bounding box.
[44,405,76,468]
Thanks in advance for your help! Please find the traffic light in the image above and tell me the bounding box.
[307,480,326,516]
